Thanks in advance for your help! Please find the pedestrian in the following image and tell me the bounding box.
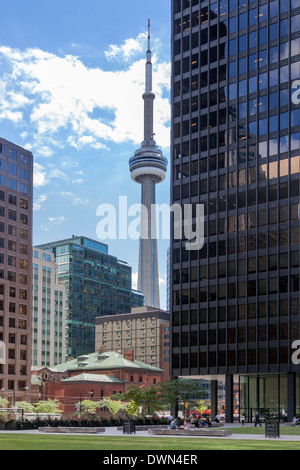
[254,412,262,427]
[215,412,221,423]
[241,415,246,427]
[168,414,173,423]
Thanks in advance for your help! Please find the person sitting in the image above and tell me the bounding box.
[205,417,212,428]
[184,419,190,429]
[169,418,178,430]
[292,417,300,426]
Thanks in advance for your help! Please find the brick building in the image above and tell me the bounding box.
[31,350,163,416]
[95,307,170,382]
[0,138,33,405]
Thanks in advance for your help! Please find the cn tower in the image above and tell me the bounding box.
[129,20,167,309]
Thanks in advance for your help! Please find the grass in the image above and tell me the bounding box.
[0,434,299,450]
[223,426,300,436]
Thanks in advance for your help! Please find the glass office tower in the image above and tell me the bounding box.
[37,237,133,359]
[171,0,300,421]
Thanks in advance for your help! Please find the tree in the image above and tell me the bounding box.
[0,397,9,420]
[158,378,205,412]
[118,385,167,418]
[98,397,139,419]
[0,397,9,409]
[191,400,207,416]
[79,400,99,419]
[15,401,34,413]
[33,399,61,414]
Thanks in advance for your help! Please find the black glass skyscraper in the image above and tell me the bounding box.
[171,0,300,421]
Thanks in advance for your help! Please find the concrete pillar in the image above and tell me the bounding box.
[170,376,179,418]
[287,372,296,422]
[211,380,218,420]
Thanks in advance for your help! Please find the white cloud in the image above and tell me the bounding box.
[48,216,65,224]
[33,194,47,211]
[41,215,66,231]
[61,191,89,206]
[105,32,147,62]
[0,40,171,153]
[34,163,47,188]
[33,162,68,188]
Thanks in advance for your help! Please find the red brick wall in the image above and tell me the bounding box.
[45,381,125,417]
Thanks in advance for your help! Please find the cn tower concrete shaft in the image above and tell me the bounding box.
[138,175,160,308]
[129,20,167,309]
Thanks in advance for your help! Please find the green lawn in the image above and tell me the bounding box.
[224,426,300,436]
[0,434,299,450]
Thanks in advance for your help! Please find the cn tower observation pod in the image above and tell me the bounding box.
[129,146,168,184]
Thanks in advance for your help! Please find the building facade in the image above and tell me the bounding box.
[131,289,145,308]
[32,351,164,416]
[0,137,33,404]
[36,236,134,359]
[171,0,300,421]
[95,306,170,382]
[32,248,66,367]
[167,247,171,311]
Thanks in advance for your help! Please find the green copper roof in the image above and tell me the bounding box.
[52,351,163,373]
[62,373,123,383]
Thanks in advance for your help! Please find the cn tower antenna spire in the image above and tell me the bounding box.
[148,19,151,53]
[145,19,152,95]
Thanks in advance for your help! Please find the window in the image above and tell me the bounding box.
[20,213,28,225]
[20,244,28,255]
[20,154,30,165]
[20,168,29,180]
[20,229,28,240]
[8,210,16,221]
[9,163,17,175]
[9,148,17,160]
[8,179,17,191]
[20,184,28,195]
[8,194,17,206]
[20,198,28,210]
[8,225,16,236]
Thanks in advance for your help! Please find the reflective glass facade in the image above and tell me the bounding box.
[171,0,300,416]
[37,237,132,359]
[239,374,300,421]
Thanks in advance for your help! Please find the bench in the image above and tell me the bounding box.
[211,422,225,427]
[148,428,232,437]
[117,425,169,431]
[38,427,105,434]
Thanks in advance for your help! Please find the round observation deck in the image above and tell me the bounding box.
[129,146,168,184]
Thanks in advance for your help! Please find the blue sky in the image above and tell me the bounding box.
[0,0,171,309]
